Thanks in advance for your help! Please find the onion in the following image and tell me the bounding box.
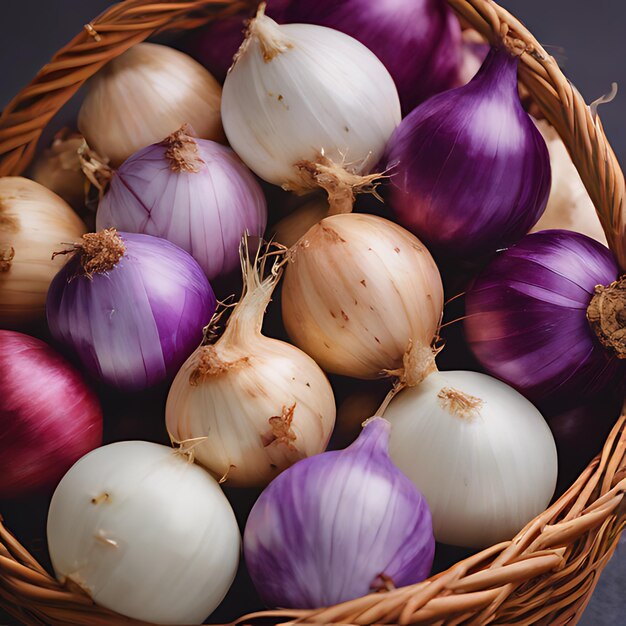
[96,125,267,281]
[531,119,608,244]
[547,395,622,496]
[46,229,216,391]
[78,43,224,167]
[0,177,86,328]
[184,1,290,82]
[385,46,551,262]
[31,129,86,212]
[465,230,624,404]
[166,242,336,486]
[385,370,558,548]
[282,213,444,381]
[221,6,401,214]
[0,330,102,498]
[244,417,434,608]
[285,0,462,115]
[47,441,240,625]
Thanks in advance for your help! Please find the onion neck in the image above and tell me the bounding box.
[162,125,205,173]
[437,387,484,420]
[470,46,520,104]
[219,241,285,346]
[238,3,293,65]
[53,228,125,277]
[348,417,391,457]
[587,276,626,358]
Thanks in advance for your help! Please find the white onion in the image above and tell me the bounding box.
[47,441,240,625]
[221,8,400,212]
[385,370,557,549]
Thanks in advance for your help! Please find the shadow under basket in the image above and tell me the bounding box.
[1,0,625,624]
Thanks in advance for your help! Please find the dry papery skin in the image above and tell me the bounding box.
[438,386,485,420]
[240,3,293,64]
[587,276,626,358]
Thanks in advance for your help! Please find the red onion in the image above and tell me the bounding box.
[183,1,290,83]
[0,331,102,498]
[284,0,461,114]
[96,126,267,282]
[386,46,551,262]
[244,417,434,608]
[465,230,624,404]
[547,395,622,496]
[46,229,216,392]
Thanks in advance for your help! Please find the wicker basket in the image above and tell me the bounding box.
[1,0,625,624]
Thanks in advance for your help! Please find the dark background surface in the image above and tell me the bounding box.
[0,1,624,624]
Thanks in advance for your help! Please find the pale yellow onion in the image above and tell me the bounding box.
[531,119,607,244]
[271,195,329,247]
[31,130,86,211]
[0,177,86,328]
[282,213,444,380]
[78,43,224,167]
[166,245,336,487]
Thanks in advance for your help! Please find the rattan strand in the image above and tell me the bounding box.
[0,0,625,624]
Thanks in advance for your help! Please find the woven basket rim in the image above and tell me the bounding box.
[0,1,625,625]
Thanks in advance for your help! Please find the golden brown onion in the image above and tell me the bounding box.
[78,43,224,167]
[0,177,86,328]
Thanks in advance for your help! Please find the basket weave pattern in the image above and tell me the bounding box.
[0,1,625,624]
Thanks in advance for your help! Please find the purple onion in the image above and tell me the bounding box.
[183,0,290,82]
[244,417,434,608]
[465,230,623,404]
[386,46,551,261]
[547,395,622,496]
[46,230,216,391]
[96,127,267,281]
[285,0,461,114]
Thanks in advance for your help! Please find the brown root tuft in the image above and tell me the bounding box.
[163,124,204,173]
[289,153,385,215]
[587,277,626,358]
[52,228,125,278]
